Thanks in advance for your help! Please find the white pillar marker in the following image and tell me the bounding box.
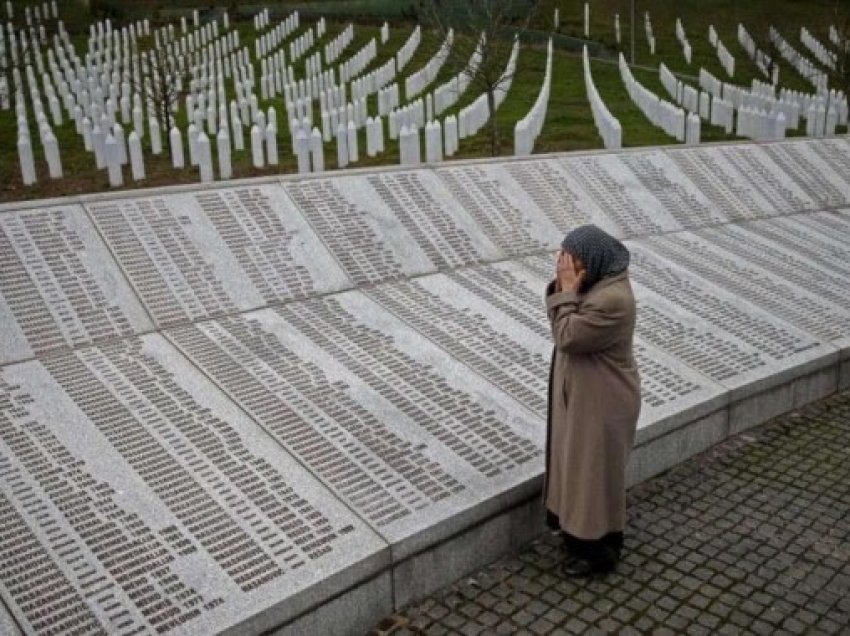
[266,122,279,165]
[105,134,123,187]
[18,134,36,185]
[347,120,358,162]
[92,124,106,168]
[188,123,199,165]
[128,131,145,180]
[82,117,93,151]
[310,127,324,172]
[251,124,264,167]
[197,131,213,182]
[133,104,144,137]
[113,123,128,164]
[336,122,348,168]
[150,117,162,155]
[43,131,62,178]
[296,129,310,173]
[170,126,185,168]
[218,127,232,180]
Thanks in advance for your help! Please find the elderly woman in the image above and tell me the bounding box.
[544,224,641,577]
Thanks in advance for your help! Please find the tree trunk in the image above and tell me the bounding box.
[486,86,499,156]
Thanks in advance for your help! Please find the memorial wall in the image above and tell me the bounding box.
[1,137,850,634]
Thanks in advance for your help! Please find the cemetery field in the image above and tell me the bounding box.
[1,0,848,202]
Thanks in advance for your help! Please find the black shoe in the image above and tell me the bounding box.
[561,553,618,578]
[561,555,594,578]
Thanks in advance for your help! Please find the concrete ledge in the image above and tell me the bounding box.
[840,357,850,391]
[628,409,729,487]
[391,494,545,609]
[269,571,394,636]
[730,363,839,435]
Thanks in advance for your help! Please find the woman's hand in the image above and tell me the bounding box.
[556,251,586,294]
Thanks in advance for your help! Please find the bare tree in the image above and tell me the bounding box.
[134,40,187,157]
[830,0,850,96]
[418,0,541,156]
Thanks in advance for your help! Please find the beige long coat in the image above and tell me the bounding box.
[544,271,641,540]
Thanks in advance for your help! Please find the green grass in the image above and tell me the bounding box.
[1,0,848,202]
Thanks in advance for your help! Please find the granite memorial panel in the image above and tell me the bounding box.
[435,163,575,253]
[638,230,850,345]
[0,335,384,635]
[282,170,501,285]
[499,159,619,237]
[663,146,775,221]
[715,145,814,214]
[757,140,850,208]
[0,205,152,365]
[166,295,543,558]
[85,186,350,327]
[616,150,728,229]
[558,154,681,236]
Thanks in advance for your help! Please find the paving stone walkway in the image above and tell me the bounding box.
[370,389,850,635]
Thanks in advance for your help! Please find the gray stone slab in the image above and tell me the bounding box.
[694,223,850,315]
[85,185,351,327]
[714,144,815,215]
[628,246,838,401]
[615,149,729,229]
[392,494,545,609]
[269,571,393,636]
[0,205,153,365]
[434,162,612,253]
[559,153,682,236]
[626,409,728,486]
[803,137,850,184]
[281,169,502,285]
[637,230,850,346]
[746,214,850,280]
[498,158,620,237]
[370,269,553,417]
[758,140,850,208]
[728,363,839,435]
[165,294,544,562]
[0,603,21,636]
[0,335,385,635]
[662,145,777,221]
[632,282,836,398]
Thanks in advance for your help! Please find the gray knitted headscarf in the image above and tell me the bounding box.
[561,225,630,294]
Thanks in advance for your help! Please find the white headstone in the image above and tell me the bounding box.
[310,127,324,172]
[425,120,443,163]
[336,122,348,168]
[399,124,421,165]
[346,120,358,162]
[188,123,199,165]
[92,124,106,168]
[105,134,123,187]
[217,127,232,179]
[82,117,93,151]
[266,122,279,165]
[444,115,458,156]
[149,117,162,154]
[170,126,185,168]
[128,131,145,180]
[113,123,128,164]
[250,124,264,167]
[295,129,310,173]
[197,131,213,182]
[18,134,36,185]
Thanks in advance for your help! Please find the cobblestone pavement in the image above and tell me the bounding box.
[370,390,850,635]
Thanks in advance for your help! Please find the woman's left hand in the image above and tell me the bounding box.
[557,252,586,294]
